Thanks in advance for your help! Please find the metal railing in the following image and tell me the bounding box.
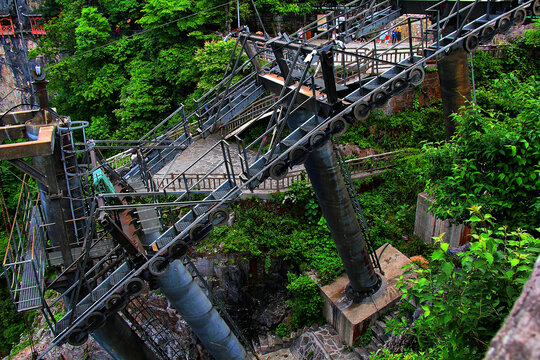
[154,150,410,192]
[2,178,47,312]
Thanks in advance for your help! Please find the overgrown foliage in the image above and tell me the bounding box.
[424,74,540,231]
[286,273,323,328]
[473,20,540,87]
[198,196,343,283]
[389,209,540,359]
[340,105,445,152]
[354,152,432,257]
[32,0,248,141]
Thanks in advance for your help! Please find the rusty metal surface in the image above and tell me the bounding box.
[437,48,471,139]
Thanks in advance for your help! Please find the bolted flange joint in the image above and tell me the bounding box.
[345,274,382,303]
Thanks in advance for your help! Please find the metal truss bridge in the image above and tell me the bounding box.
[1,0,537,358]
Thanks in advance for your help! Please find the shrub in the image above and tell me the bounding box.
[286,273,323,328]
[393,209,540,359]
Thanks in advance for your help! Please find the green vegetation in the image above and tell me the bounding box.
[0,285,25,356]
[426,72,539,230]
[354,152,432,255]
[32,0,250,141]
[286,273,323,329]
[389,209,539,359]
[198,195,343,283]
[340,104,445,152]
[255,0,318,15]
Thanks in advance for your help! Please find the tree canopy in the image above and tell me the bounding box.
[32,0,243,141]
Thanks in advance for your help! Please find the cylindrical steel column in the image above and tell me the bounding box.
[157,260,248,360]
[438,48,471,140]
[92,313,159,360]
[289,109,379,300]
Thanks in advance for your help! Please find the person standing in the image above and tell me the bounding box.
[397,25,402,41]
[392,28,398,43]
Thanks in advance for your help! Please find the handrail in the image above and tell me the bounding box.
[3,174,27,265]
[154,150,412,191]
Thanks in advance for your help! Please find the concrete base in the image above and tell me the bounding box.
[320,243,411,346]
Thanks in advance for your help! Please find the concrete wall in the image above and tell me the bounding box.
[414,192,470,248]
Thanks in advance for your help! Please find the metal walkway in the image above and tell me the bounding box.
[2,0,536,358]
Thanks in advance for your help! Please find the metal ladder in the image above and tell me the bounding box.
[332,138,381,272]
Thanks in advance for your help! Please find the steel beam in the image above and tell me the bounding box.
[0,126,55,160]
[0,124,26,141]
[7,159,48,188]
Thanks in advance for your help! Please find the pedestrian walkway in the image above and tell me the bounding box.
[154,133,256,178]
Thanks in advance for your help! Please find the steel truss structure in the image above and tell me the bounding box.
[1,0,538,358]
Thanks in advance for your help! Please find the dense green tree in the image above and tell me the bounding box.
[255,0,319,15]
[32,0,242,141]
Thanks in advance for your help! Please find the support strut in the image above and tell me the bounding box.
[438,48,471,139]
[289,109,380,302]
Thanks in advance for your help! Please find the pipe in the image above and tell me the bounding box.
[157,260,248,360]
[437,48,471,140]
[288,109,379,300]
[92,313,159,360]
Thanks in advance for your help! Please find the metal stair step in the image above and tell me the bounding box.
[174,221,191,234]
[108,264,130,285]
[193,204,211,217]
[91,285,111,302]
[212,188,230,199]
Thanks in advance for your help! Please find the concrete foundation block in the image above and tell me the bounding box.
[414,192,470,247]
[319,244,410,346]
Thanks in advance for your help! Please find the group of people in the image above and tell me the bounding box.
[379,26,402,45]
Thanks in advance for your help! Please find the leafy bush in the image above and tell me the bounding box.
[285,273,323,328]
[200,194,343,283]
[0,285,24,356]
[392,209,540,359]
[370,349,425,359]
[473,21,540,88]
[358,328,373,346]
[354,152,431,257]
[341,105,445,152]
[274,322,290,337]
[425,75,540,231]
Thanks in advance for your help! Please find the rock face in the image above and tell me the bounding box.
[484,256,540,360]
[191,254,291,336]
[0,0,42,112]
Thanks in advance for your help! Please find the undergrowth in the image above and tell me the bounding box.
[340,104,445,152]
